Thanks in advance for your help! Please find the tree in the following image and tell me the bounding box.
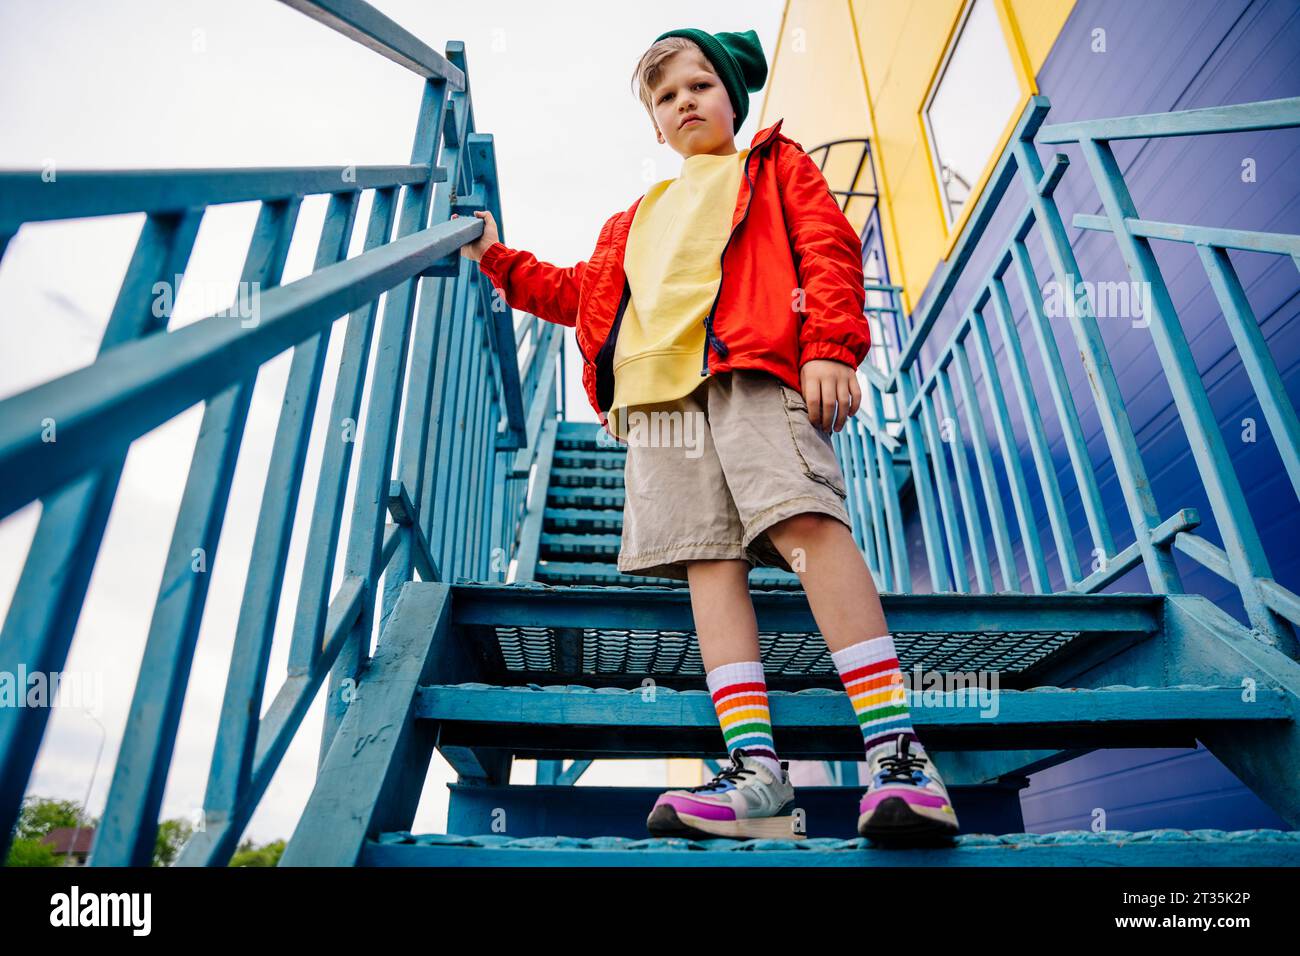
[229,838,286,867]
[6,795,285,867]
[7,796,206,867]
[12,796,84,841]
[5,796,93,867]
[154,818,193,867]
[6,838,61,867]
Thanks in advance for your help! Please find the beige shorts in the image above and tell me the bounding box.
[615,367,853,581]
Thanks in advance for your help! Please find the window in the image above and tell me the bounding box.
[923,0,1022,229]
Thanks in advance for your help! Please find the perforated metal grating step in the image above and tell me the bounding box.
[488,623,1081,677]
[449,583,1166,686]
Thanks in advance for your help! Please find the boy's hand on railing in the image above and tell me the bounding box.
[798,359,862,432]
[451,209,498,262]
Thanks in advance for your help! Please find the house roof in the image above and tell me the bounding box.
[40,827,95,854]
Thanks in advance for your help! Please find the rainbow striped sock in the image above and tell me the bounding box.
[831,634,926,759]
[704,660,785,781]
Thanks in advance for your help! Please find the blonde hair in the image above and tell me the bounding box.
[630,36,712,131]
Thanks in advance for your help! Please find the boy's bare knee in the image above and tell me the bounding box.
[765,511,835,547]
[685,557,750,587]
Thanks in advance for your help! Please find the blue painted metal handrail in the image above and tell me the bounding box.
[0,0,562,865]
[833,94,1300,658]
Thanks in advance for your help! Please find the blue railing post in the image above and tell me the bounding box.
[967,306,1051,593]
[1006,238,1116,566]
[186,191,361,866]
[896,363,951,591]
[986,273,1081,588]
[92,197,303,866]
[1075,133,1287,645]
[0,208,200,860]
[933,360,995,593]
[316,72,451,773]
[917,362,971,592]
[948,335,1019,591]
[1010,109,1183,597]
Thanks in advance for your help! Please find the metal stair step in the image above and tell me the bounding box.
[535,536,804,593]
[555,421,612,451]
[443,780,1028,839]
[544,507,625,533]
[533,560,683,587]
[363,828,1300,867]
[550,466,624,488]
[546,486,626,509]
[418,682,1293,757]
[444,583,1166,686]
[531,561,802,589]
[553,448,626,471]
[540,532,621,558]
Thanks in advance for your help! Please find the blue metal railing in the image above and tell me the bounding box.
[806,136,879,218]
[834,94,1300,658]
[0,0,561,865]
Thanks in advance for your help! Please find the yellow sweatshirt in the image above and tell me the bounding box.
[608,147,749,440]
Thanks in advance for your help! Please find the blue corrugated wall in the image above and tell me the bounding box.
[901,0,1300,831]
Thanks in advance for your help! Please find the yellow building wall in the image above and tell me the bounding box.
[667,757,705,787]
[759,0,1076,315]
[757,0,876,236]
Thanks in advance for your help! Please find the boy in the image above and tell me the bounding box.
[455,28,958,847]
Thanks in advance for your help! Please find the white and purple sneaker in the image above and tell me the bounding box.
[856,733,960,845]
[646,748,803,840]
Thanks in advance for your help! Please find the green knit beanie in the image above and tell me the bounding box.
[652,28,768,134]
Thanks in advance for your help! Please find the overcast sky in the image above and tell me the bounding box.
[0,0,786,850]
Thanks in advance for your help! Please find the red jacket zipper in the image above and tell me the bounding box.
[700,128,781,377]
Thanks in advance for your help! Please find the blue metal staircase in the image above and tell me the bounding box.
[1,1,1298,867]
[281,579,1298,865]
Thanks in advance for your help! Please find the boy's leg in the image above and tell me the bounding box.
[685,557,761,670]
[767,515,960,840]
[612,377,788,783]
[764,513,923,757]
[686,558,784,780]
[703,370,921,759]
[707,370,956,837]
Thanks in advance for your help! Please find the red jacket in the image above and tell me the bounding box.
[476,117,869,439]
